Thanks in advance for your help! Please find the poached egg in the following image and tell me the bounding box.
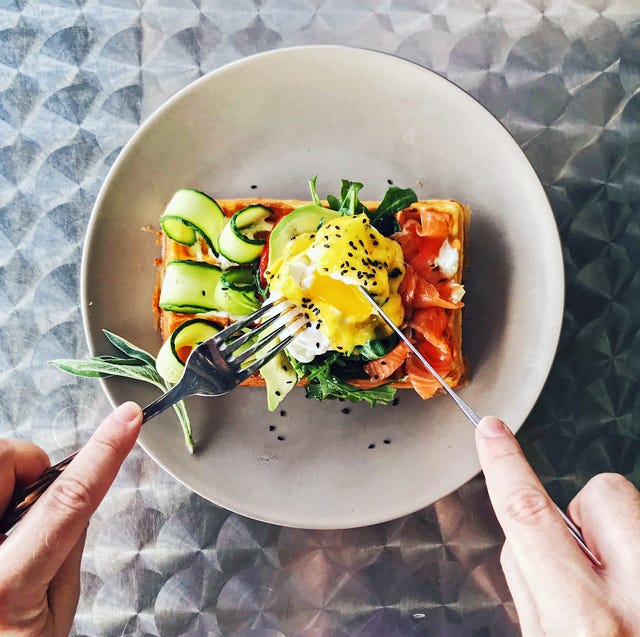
[266,213,405,361]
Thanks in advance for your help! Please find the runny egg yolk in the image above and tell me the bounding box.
[267,213,405,354]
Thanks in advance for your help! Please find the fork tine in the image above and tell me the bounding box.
[230,318,295,366]
[222,302,300,355]
[212,298,279,344]
[237,329,302,381]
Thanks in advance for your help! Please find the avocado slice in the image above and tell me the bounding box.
[267,204,340,269]
[260,350,299,411]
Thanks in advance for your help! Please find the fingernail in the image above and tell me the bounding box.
[478,416,510,437]
[113,401,141,425]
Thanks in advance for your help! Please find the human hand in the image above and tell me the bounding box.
[475,416,640,636]
[0,402,143,637]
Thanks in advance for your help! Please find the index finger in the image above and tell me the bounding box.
[475,417,594,587]
[0,439,50,512]
[0,402,142,590]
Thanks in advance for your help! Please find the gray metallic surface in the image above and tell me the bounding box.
[1,1,638,635]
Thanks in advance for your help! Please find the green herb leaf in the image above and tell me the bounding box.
[103,330,158,368]
[369,186,417,236]
[308,175,322,206]
[49,358,165,385]
[371,186,418,221]
[292,351,397,406]
[49,332,196,454]
[326,180,368,216]
[358,337,396,361]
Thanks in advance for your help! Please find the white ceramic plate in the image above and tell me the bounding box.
[82,46,563,529]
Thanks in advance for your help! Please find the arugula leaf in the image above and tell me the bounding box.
[370,186,418,221]
[49,335,195,453]
[370,186,417,236]
[321,180,417,235]
[326,180,368,216]
[357,337,397,361]
[304,374,396,406]
[292,351,397,406]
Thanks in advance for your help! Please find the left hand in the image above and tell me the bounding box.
[0,402,142,636]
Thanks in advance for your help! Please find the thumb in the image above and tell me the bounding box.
[0,402,142,591]
[475,416,594,599]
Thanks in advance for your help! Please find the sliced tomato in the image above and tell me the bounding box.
[258,240,270,288]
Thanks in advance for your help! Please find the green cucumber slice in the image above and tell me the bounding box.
[159,260,222,313]
[218,204,275,264]
[156,319,221,384]
[160,189,227,254]
[213,269,260,315]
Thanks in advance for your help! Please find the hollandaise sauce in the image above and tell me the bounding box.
[268,213,405,355]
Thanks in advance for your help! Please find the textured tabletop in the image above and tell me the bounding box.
[1,1,639,635]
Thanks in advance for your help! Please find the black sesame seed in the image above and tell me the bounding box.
[324,243,330,248]
[380,361,387,366]
[275,390,281,396]
[280,410,286,416]
[383,438,391,444]
[392,397,400,406]
[277,435,285,441]
[269,425,276,431]
[316,342,320,348]
[341,407,351,414]
[373,240,379,246]
[201,290,206,296]
[251,184,258,189]
[368,443,376,449]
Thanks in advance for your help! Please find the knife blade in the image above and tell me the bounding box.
[359,286,480,425]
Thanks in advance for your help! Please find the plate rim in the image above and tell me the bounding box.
[80,44,565,529]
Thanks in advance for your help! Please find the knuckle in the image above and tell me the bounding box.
[47,475,94,517]
[90,431,123,460]
[586,472,632,493]
[504,487,551,526]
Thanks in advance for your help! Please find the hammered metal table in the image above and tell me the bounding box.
[1,1,639,636]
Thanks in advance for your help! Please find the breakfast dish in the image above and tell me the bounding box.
[153,179,469,410]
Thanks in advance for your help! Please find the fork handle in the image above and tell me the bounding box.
[0,381,194,534]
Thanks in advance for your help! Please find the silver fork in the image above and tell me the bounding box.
[0,297,307,534]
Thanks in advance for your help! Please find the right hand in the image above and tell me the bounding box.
[0,401,143,637]
[475,416,640,636]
